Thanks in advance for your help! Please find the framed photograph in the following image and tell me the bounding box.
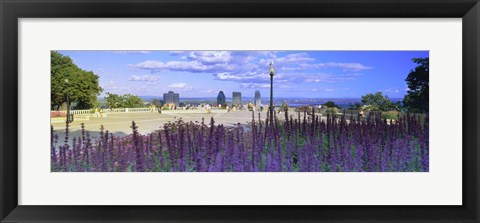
[1,0,479,222]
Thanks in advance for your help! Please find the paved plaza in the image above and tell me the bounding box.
[51,110,272,141]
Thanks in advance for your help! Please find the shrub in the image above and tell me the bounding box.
[325,107,339,114]
[382,111,400,120]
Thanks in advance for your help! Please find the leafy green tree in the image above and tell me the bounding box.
[105,93,122,109]
[403,58,429,113]
[361,92,398,111]
[347,102,363,110]
[323,101,340,108]
[105,93,144,108]
[123,94,144,108]
[51,51,103,110]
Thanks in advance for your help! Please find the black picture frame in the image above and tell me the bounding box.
[1,0,479,222]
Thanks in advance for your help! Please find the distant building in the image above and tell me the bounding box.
[163,91,180,107]
[217,91,226,106]
[254,90,261,106]
[232,92,241,106]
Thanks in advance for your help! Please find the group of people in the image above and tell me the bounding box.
[94,108,103,117]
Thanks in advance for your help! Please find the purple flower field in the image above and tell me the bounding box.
[51,110,428,172]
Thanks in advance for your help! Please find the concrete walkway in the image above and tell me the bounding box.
[51,110,271,142]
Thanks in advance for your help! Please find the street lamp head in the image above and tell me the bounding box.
[65,78,69,84]
[269,61,275,76]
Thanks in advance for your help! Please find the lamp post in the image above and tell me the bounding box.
[65,78,71,125]
[269,62,275,126]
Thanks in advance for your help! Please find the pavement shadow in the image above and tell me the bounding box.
[52,129,131,144]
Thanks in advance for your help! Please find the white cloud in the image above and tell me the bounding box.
[214,72,244,81]
[214,71,361,85]
[290,62,372,72]
[321,62,372,71]
[214,72,269,81]
[311,87,349,92]
[168,82,193,91]
[383,88,402,94]
[100,81,134,96]
[130,60,235,73]
[240,83,270,88]
[303,73,362,83]
[259,53,315,66]
[198,89,218,94]
[169,51,186,55]
[128,75,159,82]
[187,51,232,64]
[129,51,371,87]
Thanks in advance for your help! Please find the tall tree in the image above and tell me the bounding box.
[105,93,144,108]
[51,51,103,110]
[361,92,398,111]
[403,58,429,113]
[104,92,122,109]
[122,94,144,108]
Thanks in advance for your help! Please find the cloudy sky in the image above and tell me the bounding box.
[56,50,428,99]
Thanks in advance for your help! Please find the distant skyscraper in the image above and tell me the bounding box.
[163,91,180,107]
[232,92,241,106]
[217,91,226,106]
[254,90,261,106]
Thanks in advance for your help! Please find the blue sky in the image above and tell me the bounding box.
[56,50,428,99]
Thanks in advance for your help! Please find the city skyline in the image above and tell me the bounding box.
[57,50,429,98]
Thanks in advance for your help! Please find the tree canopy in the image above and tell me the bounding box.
[361,92,399,111]
[323,101,340,108]
[51,51,103,110]
[105,93,144,108]
[403,58,429,113]
[347,102,363,110]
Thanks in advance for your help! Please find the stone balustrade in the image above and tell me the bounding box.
[50,107,239,117]
[52,107,158,115]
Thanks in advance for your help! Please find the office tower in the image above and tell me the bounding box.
[254,90,261,106]
[217,91,226,106]
[163,91,180,107]
[232,92,241,106]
